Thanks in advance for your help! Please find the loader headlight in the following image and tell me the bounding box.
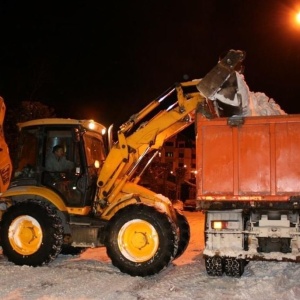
[94,159,100,169]
[211,220,239,230]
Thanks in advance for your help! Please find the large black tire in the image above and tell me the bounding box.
[105,204,178,277]
[205,256,224,276]
[0,201,63,266]
[174,209,190,259]
[224,257,245,277]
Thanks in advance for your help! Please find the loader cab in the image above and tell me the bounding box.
[11,119,107,207]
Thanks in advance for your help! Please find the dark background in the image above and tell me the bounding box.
[0,0,300,128]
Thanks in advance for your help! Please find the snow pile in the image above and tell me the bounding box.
[250,91,286,116]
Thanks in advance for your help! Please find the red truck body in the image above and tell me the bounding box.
[196,114,300,203]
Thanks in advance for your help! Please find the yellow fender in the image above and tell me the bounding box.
[101,181,174,220]
[1,186,67,212]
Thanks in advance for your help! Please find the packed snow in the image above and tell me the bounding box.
[211,72,286,117]
[249,91,287,116]
[1,211,300,300]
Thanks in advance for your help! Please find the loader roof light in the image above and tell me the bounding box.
[88,120,96,130]
[211,220,239,230]
[81,120,106,135]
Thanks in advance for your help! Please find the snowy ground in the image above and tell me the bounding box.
[1,211,300,300]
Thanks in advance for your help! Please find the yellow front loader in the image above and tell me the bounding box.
[0,50,244,276]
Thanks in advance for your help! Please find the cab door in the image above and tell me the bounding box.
[42,126,85,207]
[79,132,106,206]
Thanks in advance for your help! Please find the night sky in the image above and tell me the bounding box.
[1,0,300,128]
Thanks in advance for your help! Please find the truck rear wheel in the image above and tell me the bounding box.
[205,256,224,276]
[0,201,63,266]
[105,204,178,276]
[224,257,245,277]
[174,209,190,259]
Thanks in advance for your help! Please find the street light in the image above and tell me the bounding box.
[292,10,300,28]
[287,7,300,31]
[296,11,300,24]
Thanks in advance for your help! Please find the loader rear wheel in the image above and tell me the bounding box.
[105,204,178,277]
[0,201,63,266]
[174,209,190,259]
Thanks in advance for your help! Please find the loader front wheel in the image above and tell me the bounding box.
[105,204,178,276]
[0,201,63,266]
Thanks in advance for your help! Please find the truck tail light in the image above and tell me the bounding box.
[211,220,239,230]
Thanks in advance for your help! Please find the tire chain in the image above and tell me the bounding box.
[205,256,223,276]
[224,257,244,277]
[35,200,64,262]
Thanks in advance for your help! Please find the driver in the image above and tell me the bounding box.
[45,144,74,172]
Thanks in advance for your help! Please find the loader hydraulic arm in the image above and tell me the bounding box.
[96,50,245,208]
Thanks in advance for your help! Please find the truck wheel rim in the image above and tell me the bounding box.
[118,219,159,262]
[8,215,43,255]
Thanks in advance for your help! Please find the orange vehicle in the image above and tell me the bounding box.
[197,114,300,277]
[0,97,12,195]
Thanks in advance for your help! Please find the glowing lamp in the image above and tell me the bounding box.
[296,12,300,24]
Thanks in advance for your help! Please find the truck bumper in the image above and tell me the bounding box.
[205,209,300,262]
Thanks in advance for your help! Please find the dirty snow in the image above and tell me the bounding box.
[250,91,287,116]
[212,72,286,117]
[1,211,300,300]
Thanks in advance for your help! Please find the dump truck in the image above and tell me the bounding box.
[0,49,245,276]
[197,114,300,277]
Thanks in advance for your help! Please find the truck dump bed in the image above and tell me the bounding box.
[196,114,300,204]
